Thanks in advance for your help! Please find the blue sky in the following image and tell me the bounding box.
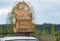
[0,0,60,24]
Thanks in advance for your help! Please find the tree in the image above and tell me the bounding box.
[7,8,15,32]
[34,28,41,36]
[50,25,56,36]
[0,26,2,33]
[7,9,15,25]
[0,26,3,36]
[42,29,48,36]
[56,30,60,36]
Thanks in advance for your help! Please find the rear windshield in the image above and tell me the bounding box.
[5,39,38,41]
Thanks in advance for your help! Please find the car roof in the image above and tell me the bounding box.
[4,36,37,40]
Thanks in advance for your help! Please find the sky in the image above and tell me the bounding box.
[0,0,60,24]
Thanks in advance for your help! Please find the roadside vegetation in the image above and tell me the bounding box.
[0,25,60,41]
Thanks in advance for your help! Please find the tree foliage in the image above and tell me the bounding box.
[34,28,41,36]
[0,26,3,33]
[42,29,48,36]
[56,30,60,36]
[8,9,15,25]
[50,26,56,36]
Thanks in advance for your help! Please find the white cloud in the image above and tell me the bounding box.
[0,8,11,15]
[0,8,11,24]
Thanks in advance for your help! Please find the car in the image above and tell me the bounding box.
[0,36,39,41]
